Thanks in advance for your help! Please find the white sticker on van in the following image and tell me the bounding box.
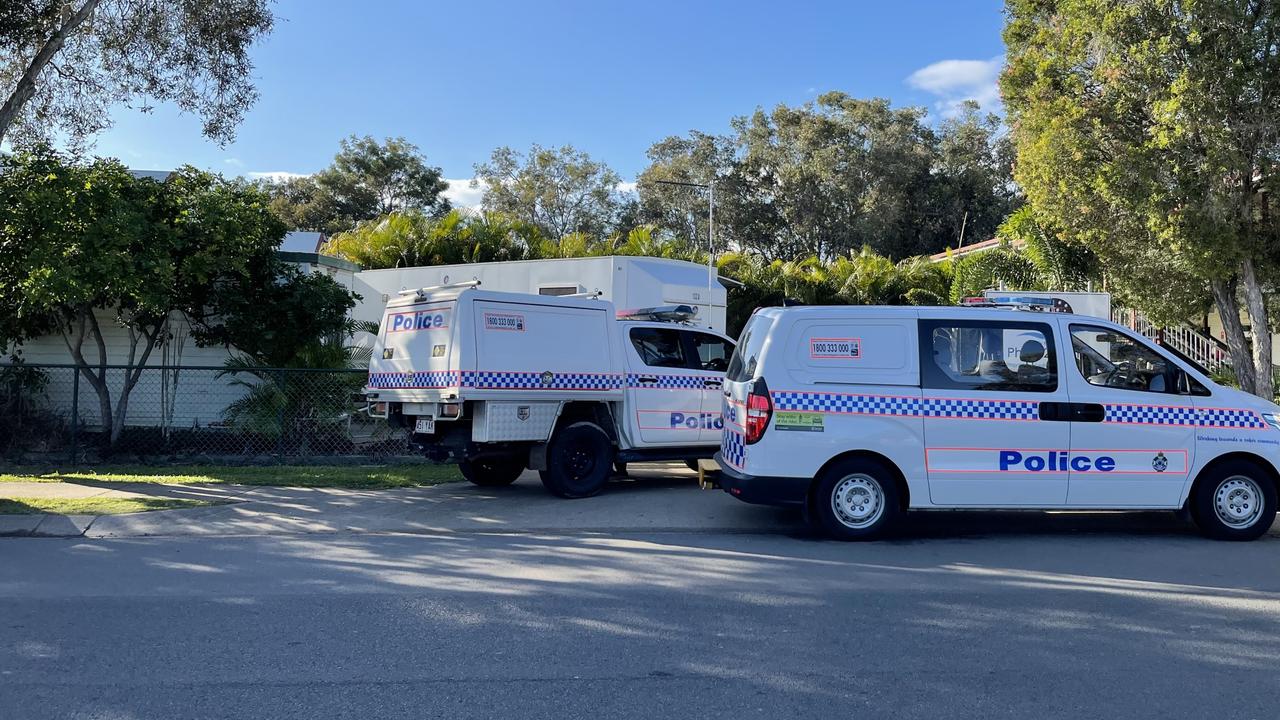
[484,312,526,332]
[809,337,861,360]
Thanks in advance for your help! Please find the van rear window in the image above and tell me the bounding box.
[726,315,773,382]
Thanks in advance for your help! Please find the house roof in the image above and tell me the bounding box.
[280,231,326,253]
[929,236,1024,263]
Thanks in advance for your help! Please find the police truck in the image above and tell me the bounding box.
[366,283,735,498]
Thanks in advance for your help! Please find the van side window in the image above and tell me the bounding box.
[685,331,734,372]
[630,327,688,368]
[920,320,1057,392]
[1069,324,1183,394]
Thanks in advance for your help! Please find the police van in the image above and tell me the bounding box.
[716,304,1280,540]
[366,283,735,497]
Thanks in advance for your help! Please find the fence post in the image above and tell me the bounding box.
[275,369,287,459]
[69,369,80,463]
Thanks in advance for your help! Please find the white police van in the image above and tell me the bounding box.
[366,284,735,497]
[716,304,1280,540]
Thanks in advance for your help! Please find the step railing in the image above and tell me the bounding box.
[1111,308,1229,370]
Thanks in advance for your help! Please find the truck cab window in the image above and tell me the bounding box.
[686,331,734,372]
[920,320,1057,392]
[630,327,688,368]
[1070,324,1177,394]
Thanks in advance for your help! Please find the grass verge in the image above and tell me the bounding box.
[0,464,464,489]
[0,496,225,516]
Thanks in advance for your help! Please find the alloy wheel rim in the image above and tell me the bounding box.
[1214,475,1264,529]
[831,474,885,529]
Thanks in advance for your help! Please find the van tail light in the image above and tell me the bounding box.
[744,378,772,445]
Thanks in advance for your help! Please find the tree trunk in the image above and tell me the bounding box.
[1240,257,1273,399]
[1210,276,1256,395]
[0,0,102,144]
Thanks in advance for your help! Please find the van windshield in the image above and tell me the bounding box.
[726,315,773,382]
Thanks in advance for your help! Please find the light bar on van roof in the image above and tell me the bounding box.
[961,296,1072,313]
[617,305,699,323]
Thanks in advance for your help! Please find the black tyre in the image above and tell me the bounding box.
[1190,459,1277,541]
[539,421,614,498]
[460,454,525,487]
[809,457,903,540]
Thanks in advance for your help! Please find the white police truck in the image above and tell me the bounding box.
[366,284,735,497]
[716,304,1280,540]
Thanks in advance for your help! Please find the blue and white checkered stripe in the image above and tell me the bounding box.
[463,371,623,391]
[627,373,705,389]
[921,398,1039,420]
[367,370,460,389]
[721,430,746,468]
[1103,404,1199,426]
[771,392,1039,421]
[1197,408,1268,429]
[772,392,922,416]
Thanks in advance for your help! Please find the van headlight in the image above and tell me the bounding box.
[1261,413,1280,431]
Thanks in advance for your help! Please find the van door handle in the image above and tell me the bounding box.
[1038,402,1105,422]
[1073,403,1105,423]
[637,376,658,384]
[703,379,722,389]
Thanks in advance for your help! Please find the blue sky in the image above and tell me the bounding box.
[87,0,1007,207]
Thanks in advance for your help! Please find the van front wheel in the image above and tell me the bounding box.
[540,422,614,498]
[1191,459,1277,541]
[811,458,902,540]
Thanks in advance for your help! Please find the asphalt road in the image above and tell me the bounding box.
[3,513,1280,720]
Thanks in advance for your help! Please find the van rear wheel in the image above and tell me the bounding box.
[460,454,525,487]
[810,458,902,540]
[1190,459,1277,541]
[540,421,614,498]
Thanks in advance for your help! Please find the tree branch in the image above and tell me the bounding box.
[0,0,103,143]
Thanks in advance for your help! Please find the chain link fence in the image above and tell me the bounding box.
[0,363,419,464]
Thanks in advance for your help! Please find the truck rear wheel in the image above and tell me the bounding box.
[460,455,525,487]
[540,421,614,498]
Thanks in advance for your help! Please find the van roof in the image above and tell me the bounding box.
[750,304,1111,324]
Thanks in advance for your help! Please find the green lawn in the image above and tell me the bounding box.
[0,464,464,490]
[0,496,225,516]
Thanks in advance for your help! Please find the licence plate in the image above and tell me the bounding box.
[414,417,435,434]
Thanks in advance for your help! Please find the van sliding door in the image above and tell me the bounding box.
[919,318,1070,506]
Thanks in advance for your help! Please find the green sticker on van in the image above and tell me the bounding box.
[774,411,824,432]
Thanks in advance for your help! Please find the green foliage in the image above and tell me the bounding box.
[0,0,275,146]
[323,210,542,268]
[473,144,625,239]
[265,136,450,235]
[1002,0,1280,396]
[218,325,373,444]
[190,265,360,368]
[714,248,952,337]
[0,146,293,445]
[638,93,1020,260]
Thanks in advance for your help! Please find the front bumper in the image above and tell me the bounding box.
[714,454,810,508]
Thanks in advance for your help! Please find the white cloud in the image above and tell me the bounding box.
[443,178,485,210]
[247,170,310,182]
[223,157,244,168]
[907,56,1004,117]
[616,181,638,196]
